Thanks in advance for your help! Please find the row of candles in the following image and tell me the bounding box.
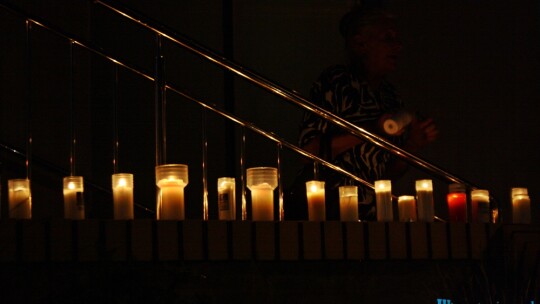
[310,179,532,224]
[5,165,533,224]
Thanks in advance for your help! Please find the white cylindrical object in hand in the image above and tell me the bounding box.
[247,167,277,221]
[112,173,134,220]
[306,180,326,221]
[8,179,32,219]
[375,180,393,222]
[339,186,359,222]
[383,110,414,135]
[156,164,189,220]
[415,179,434,222]
[471,189,490,223]
[63,176,85,220]
[398,195,417,222]
[218,177,236,220]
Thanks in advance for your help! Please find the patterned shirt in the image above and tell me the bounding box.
[299,64,404,203]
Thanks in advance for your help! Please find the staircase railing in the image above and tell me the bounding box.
[92,0,479,190]
[0,0,482,214]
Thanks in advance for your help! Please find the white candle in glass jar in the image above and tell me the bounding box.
[339,186,358,221]
[375,180,393,222]
[512,194,531,224]
[218,177,236,220]
[63,176,85,220]
[155,164,189,221]
[398,195,417,222]
[415,179,434,222]
[157,178,186,220]
[113,173,134,220]
[8,179,32,219]
[306,181,326,221]
[246,167,277,221]
[250,183,274,221]
[471,189,490,223]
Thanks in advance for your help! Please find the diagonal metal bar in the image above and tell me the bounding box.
[1,0,479,190]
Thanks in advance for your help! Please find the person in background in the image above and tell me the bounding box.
[286,4,438,220]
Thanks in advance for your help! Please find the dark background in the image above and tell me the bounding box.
[1,0,539,223]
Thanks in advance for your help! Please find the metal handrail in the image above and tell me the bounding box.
[0,1,478,191]
[0,2,375,189]
[93,0,479,190]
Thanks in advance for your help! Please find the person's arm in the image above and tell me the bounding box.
[302,121,375,162]
[328,115,388,158]
[302,114,389,161]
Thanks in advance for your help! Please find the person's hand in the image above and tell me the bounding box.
[406,117,438,151]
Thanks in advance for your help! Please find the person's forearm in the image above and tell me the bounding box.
[330,134,364,157]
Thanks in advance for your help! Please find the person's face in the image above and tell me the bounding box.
[351,23,403,77]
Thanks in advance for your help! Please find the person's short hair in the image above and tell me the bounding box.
[339,4,395,41]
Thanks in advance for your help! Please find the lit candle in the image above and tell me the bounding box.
[156,164,189,220]
[250,184,275,221]
[375,180,393,222]
[218,177,236,220]
[471,189,490,223]
[247,167,277,221]
[8,179,32,219]
[511,187,531,224]
[112,173,134,220]
[63,176,85,220]
[447,183,467,222]
[306,181,326,221]
[398,195,417,222]
[415,179,434,222]
[339,185,358,221]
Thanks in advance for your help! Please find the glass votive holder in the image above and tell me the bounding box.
[447,183,467,222]
[511,187,531,224]
[306,180,326,221]
[246,167,277,221]
[112,173,134,220]
[398,195,417,222]
[511,187,528,197]
[218,177,236,220]
[156,164,189,220]
[375,180,393,222]
[471,189,490,223]
[415,179,434,222]
[8,178,32,219]
[339,185,358,221]
[63,176,85,220]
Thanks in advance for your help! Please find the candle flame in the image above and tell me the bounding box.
[422,182,429,189]
[68,182,75,190]
[118,178,127,187]
[310,184,318,192]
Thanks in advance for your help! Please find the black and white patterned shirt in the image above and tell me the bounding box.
[299,64,404,203]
